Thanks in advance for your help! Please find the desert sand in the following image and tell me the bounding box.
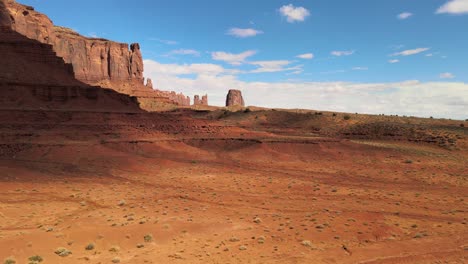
[0,109,467,263]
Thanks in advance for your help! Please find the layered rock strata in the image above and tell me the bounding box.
[1,0,191,108]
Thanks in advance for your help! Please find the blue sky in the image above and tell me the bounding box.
[19,0,468,118]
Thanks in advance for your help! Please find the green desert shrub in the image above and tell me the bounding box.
[4,257,16,264]
[144,234,153,242]
[28,255,43,263]
[54,247,72,257]
[85,243,95,250]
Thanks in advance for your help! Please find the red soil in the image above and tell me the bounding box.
[0,108,466,264]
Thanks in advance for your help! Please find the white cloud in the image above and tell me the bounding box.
[436,0,468,14]
[249,60,301,73]
[440,72,455,79]
[227,28,263,38]
[211,50,257,65]
[143,60,244,78]
[289,70,304,75]
[331,50,355,56]
[150,38,179,45]
[391,48,430,56]
[279,4,310,23]
[388,59,400,63]
[296,53,314,59]
[397,12,413,20]
[352,67,368,70]
[143,59,468,119]
[320,70,347,75]
[165,49,200,57]
[425,53,433,57]
[390,44,405,50]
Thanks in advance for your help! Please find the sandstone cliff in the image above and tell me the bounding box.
[1,0,191,109]
[4,1,143,85]
[0,27,142,112]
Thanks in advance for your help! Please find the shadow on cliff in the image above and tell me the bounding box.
[0,26,145,112]
[0,22,157,181]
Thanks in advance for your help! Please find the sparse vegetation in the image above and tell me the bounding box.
[301,240,312,247]
[3,258,16,264]
[109,246,120,252]
[27,255,43,263]
[343,115,351,120]
[257,236,266,244]
[85,243,95,250]
[54,247,72,257]
[144,234,153,242]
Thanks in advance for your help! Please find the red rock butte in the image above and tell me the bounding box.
[226,89,245,107]
[1,0,192,110]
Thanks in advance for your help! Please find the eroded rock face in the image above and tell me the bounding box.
[2,0,193,109]
[194,95,200,105]
[5,1,144,85]
[0,27,141,112]
[0,1,12,27]
[130,43,143,80]
[193,94,208,106]
[201,95,208,105]
[226,89,244,107]
[167,92,190,106]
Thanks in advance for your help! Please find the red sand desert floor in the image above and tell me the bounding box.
[0,109,467,263]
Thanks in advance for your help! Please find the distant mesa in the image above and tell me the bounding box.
[193,94,208,106]
[226,89,245,107]
[168,92,190,106]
